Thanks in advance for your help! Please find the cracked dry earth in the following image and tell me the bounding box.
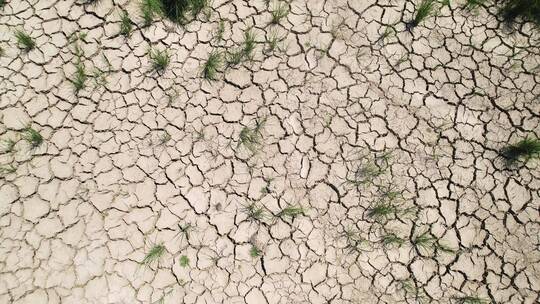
[1,0,540,303]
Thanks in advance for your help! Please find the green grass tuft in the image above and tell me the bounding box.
[1,139,16,153]
[120,10,133,36]
[215,20,225,42]
[464,0,487,10]
[227,28,257,66]
[202,51,222,80]
[499,0,540,27]
[22,126,43,149]
[142,244,166,266]
[270,2,288,24]
[0,0,6,9]
[0,164,16,175]
[453,296,488,304]
[160,0,208,24]
[241,202,267,222]
[367,201,398,222]
[237,118,265,153]
[249,245,262,257]
[276,205,305,220]
[140,0,163,26]
[381,233,405,247]
[72,61,87,92]
[412,231,436,253]
[179,255,189,267]
[14,30,35,52]
[149,48,170,72]
[500,137,540,165]
[406,0,436,30]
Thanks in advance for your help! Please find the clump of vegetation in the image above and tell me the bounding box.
[175,223,193,244]
[367,201,398,222]
[406,0,437,30]
[14,30,35,52]
[380,233,406,248]
[214,20,225,42]
[270,2,288,24]
[22,126,43,149]
[160,0,208,24]
[237,118,265,154]
[141,244,166,267]
[412,231,436,253]
[452,296,488,304]
[346,152,391,186]
[498,0,540,27]
[0,164,16,175]
[72,61,87,92]
[179,255,190,267]
[500,137,540,165]
[464,0,487,10]
[202,51,222,80]
[341,226,369,253]
[140,0,162,26]
[249,245,262,257]
[241,202,267,222]
[227,28,257,66]
[265,31,284,54]
[0,0,6,9]
[0,46,5,57]
[149,48,170,72]
[1,138,16,153]
[276,205,305,220]
[120,10,133,36]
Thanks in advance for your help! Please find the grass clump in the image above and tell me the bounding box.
[464,0,487,10]
[500,137,540,165]
[0,0,6,9]
[141,244,166,266]
[265,31,284,54]
[241,202,267,222]
[120,10,133,36]
[406,0,437,30]
[367,201,398,222]
[412,231,436,253]
[14,30,35,52]
[179,255,189,267]
[499,0,540,27]
[160,0,208,24]
[72,61,87,92]
[202,51,222,80]
[149,48,170,72]
[249,245,262,257]
[22,126,43,149]
[1,139,16,153]
[0,164,16,175]
[270,2,288,24]
[140,0,163,26]
[214,20,225,42]
[341,226,369,253]
[381,233,406,248]
[237,118,265,154]
[452,296,488,304]
[227,28,257,66]
[276,205,305,220]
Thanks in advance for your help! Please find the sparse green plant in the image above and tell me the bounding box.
[436,242,456,253]
[141,244,166,267]
[381,233,405,247]
[412,231,436,253]
[406,0,437,30]
[400,279,427,302]
[500,137,540,165]
[72,61,87,92]
[346,152,391,186]
[276,205,305,220]
[1,139,16,153]
[452,296,488,304]
[0,46,5,57]
[0,0,6,9]
[14,30,35,52]
[237,118,265,153]
[340,226,369,253]
[265,31,284,54]
[22,126,43,149]
[215,20,225,42]
[241,202,266,222]
[0,164,16,175]
[140,0,162,26]
[227,28,257,66]
[149,48,170,72]
[249,245,262,257]
[499,0,540,27]
[270,2,288,24]
[179,255,190,267]
[202,51,222,80]
[120,10,133,36]
[174,223,193,244]
[367,201,398,222]
[159,131,171,144]
[160,0,208,24]
[464,0,486,10]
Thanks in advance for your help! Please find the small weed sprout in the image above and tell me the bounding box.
[500,137,540,165]
[406,0,437,30]
[179,255,190,267]
[149,48,170,72]
[249,245,262,257]
[276,205,305,220]
[215,20,225,42]
[0,164,16,175]
[265,31,284,54]
[227,28,257,66]
[412,231,436,253]
[14,30,35,52]
[159,131,171,144]
[202,51,222,80]
[141,244,166,267]
[452,296,488,304]
[120,10,133,36]
[140,0,162,26]
[270,2,288,24]
[340,226,369,253]
[22,126,43,149]
[346,152,391,186]
[241,202,267,222]
[72,61,87,92]
[0,46,5,57]
[1,139,16,153]
[381,233,405,248]
[237,118,266,154]
[367,201,398,222]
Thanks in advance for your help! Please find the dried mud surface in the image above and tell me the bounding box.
[1,0,540,303]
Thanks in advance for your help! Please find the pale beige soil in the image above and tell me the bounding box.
[1,0,540,303]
